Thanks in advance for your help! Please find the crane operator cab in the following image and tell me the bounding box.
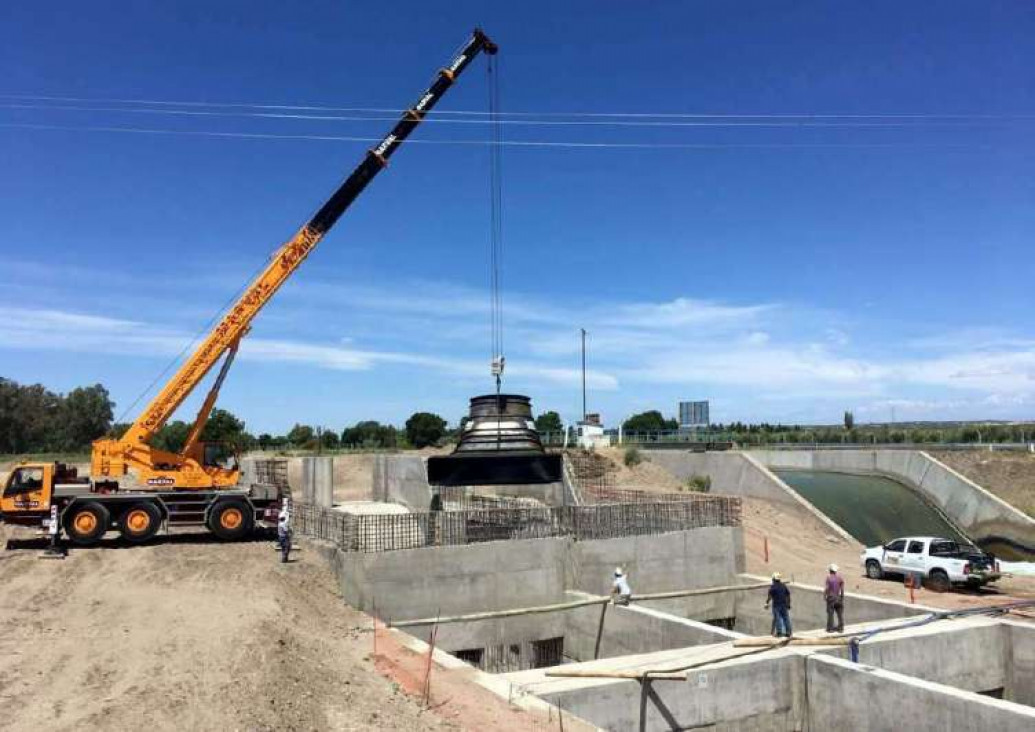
[0,463,82,525]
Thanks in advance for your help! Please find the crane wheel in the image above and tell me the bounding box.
[208,500,254,541]
[64,502,110,546]
[119,502,162,543]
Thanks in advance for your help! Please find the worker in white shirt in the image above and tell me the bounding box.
[277,505,292,564]
[611,567,632,605]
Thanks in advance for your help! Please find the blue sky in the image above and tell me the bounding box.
[1,2,1033,433]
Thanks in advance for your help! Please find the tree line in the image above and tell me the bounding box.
[0,378,114,453]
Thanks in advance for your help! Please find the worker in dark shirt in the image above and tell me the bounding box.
[765,572,793,638]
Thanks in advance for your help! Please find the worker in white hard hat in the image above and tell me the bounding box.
[765,572,792,637]
[611,567,632,606]
[824,563,845,633]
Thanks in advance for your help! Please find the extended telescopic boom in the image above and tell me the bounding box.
[92,29,498,489]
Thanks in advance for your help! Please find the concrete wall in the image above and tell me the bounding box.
[338,536,569,622]
[1006,621,1035,705]
[537,654,805,732]
[372,454,433,511]
[749,449,1035,560]
[805,654,1035,732]
[563,591,741,662]
[645,451,855,542]
[848,621,1007,693]
[733,574,931,635]
[568,526,745,596]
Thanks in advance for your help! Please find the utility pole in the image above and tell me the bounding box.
[580,328,587,422]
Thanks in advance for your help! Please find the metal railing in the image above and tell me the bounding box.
[293,497,741,554]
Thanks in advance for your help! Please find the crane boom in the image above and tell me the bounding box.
[92,29,498,489]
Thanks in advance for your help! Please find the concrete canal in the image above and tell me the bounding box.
[775,469,969,547]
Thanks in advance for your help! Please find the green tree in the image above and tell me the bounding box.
[153,421,191,453]
[320,429,340,449]
[341,421,398,448]
[201,408,247,448]
[405,412,447,449]
[622,410,674,433]
[843,410,854,431]
[287,423,315,447]
[257,433,273,450]
[59,384,114,450]
[534,410,564,433]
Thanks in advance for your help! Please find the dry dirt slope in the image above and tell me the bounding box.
[0,526,454,732]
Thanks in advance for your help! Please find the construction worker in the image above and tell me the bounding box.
[824,563,845,633]
[277,504,292,564]
[765,572,793,637]
[611,567,632,605]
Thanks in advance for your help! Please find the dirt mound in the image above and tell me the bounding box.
[0,526,455,731]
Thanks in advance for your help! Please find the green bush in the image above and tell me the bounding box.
[623,446,643,467]
[685,474,712,493]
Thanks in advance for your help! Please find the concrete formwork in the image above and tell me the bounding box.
[750,449,1035,560]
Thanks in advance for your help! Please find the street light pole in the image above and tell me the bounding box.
[580,328,587,422]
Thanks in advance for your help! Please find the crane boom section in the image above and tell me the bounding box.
[120,30,498,448]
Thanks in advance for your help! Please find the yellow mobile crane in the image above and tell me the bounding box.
[1,29,498,546]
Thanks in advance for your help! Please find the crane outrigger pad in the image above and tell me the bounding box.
[427,452,562,486]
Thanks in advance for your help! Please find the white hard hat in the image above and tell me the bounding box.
[829,563,839,573]
[614,567,623,577]
[772,572,782,581]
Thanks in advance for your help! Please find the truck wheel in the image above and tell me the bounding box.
[119,502,162,543]
[208,500,254,541]
[928,570,950,593]
[64,502,110,546]
[865,560,883,580]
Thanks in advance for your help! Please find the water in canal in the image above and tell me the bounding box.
[774,469,969,547]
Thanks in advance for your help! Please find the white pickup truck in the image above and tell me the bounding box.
[861,536,1001,592]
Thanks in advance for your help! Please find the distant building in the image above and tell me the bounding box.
[679,400,710,429]
[576,414,609,449]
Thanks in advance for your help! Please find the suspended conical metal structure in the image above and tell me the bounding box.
[427,394,562,486]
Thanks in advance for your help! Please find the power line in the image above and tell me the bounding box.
[0,101,1027,129]
[1,93,1031,120]
[0,122,999,150]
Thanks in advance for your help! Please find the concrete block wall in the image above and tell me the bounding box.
[805,654,1035,732]
[750,449,1035,560]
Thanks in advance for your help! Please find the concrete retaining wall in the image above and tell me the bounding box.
[734,574,932,635]
[750,449,1035,560]
[645,450,856,542]
[332,526,744,621]
[1006,622,1035,706]
[569,526,745,596]
[537,654,805,731]
[372,454,432,510]
[805,654,1035,732]
[563,592,740,662]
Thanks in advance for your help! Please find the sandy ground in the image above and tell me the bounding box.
[931,449,1035,517]
[0,524,563,731]
[592,447,686,492]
